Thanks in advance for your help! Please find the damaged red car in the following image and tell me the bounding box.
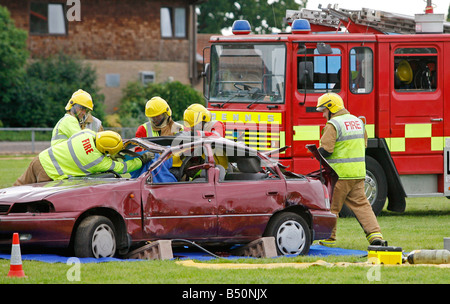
[0,136,337,258]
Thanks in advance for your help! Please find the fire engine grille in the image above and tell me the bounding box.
[225,129,281,151]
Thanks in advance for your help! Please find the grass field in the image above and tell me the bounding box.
[0,156,448,285]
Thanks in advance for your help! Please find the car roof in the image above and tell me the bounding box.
[124,135,263,157]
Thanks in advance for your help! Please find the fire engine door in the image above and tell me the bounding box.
[389,43,443,160]
[346,43,376,130]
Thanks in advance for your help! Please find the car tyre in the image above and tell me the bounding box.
[74,215,117,258]
[264,212,311,256]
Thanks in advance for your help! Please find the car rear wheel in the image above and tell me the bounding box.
[74,216,117,258]
[264,212,311,256]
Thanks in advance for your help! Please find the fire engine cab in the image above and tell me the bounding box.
[202,3,450,216]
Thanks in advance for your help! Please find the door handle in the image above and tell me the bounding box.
[431,118,443,122]
[266,191,279,196]
[202,193,215,199]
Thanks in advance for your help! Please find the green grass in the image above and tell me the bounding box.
[0,157,449,284]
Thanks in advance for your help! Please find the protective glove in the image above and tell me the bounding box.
[139,152,155,164]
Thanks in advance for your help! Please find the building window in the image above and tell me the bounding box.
[160,7,186,38]
[30,2,67,35]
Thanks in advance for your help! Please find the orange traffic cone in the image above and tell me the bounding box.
[7,233,26,278]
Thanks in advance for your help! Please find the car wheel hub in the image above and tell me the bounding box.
[92,224,116,258]
[276,220,305,255]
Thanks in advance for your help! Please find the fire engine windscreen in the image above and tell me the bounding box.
[208,44,286,104]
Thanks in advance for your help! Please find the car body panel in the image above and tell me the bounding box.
[0,136,337,255]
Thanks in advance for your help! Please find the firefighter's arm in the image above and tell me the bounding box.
[60,115,82,138]
[135,125,147,138]
[91,156,144,175]
[318,123,337,158]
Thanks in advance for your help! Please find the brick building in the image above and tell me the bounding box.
[0,0,203,113]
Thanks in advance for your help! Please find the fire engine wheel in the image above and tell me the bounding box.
[339,156,387,218]
[74,215,117,258]
[264,212,311,256]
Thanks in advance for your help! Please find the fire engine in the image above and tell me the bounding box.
[202,2,450,216]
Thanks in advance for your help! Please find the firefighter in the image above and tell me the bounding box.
[183,103,225,137]
[315,92,387,247]
[13,130,154,186]
[51,89,95,146]
[135,96,183,138]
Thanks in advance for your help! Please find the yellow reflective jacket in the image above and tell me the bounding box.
[324,113,366,179]
[40,130,142,180]
[51,113,82,146]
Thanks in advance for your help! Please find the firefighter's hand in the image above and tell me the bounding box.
[139,152,155,164]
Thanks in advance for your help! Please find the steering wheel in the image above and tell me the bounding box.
[233,82,253,91]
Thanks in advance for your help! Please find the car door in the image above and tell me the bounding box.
[141,146,217,239]
[214,152,286,238]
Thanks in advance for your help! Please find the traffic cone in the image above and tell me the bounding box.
[7,233,26,278]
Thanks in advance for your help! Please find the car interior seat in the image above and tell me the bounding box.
[224,157,267,181]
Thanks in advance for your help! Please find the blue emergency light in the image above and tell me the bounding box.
[232,20,251,35]
[291,19,311,34]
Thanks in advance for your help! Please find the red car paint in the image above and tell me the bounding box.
[0,137,336,257]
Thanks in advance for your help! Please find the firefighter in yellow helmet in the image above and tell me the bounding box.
[51,89,95,146]
[183,103,225,137]
[170,104,226,179]
[135,96,183,139]
[14,130,154,186]
[315,92,387,247]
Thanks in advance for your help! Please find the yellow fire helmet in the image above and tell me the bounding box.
[183,103,211,128]
[145,97,172,118]
[95,131,123,155]
[316,92,345,114]
[65,89,94,111]
[396,59,413,84]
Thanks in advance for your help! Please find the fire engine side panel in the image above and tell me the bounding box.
[387,39,444,176]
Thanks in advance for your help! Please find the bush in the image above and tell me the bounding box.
[118,80,204,128]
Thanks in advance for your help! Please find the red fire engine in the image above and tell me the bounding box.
[203,3,450,216]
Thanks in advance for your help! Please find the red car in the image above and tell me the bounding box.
[0,136,337,258]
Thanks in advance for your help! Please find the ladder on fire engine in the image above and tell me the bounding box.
[286,4,450,34]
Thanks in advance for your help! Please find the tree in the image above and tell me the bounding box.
[197,0,307,34]
[0,5,28,126]
[0,53,106,127]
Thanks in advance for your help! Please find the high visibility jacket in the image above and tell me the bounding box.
[51,113,82,146]
[138,120,184,138]
[142,122,161,137]
[325,113,366,179]
[39,130,142,180]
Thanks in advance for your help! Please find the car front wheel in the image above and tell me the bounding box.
[264,212,311,256]
[74,215,117,258]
